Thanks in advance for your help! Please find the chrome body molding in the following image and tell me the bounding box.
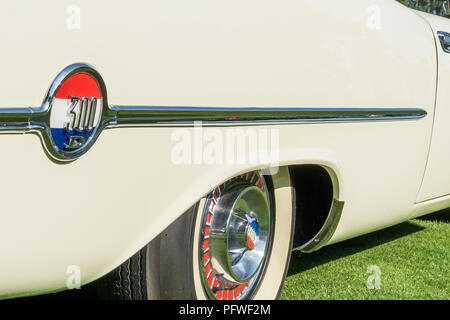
[1,105,427,129]
[437,31,450,53]
[0,63,427,162]
[293,199,345,253]
[109,106,427,127]
[0,104,427,161]
[0,104,429,161]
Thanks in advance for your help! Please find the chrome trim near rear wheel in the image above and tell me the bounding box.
[293,198,344,253]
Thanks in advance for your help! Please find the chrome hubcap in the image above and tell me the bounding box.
[210,185,270,283]
[199,172,273,300]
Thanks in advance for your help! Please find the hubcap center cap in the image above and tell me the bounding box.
[246,219,260,250]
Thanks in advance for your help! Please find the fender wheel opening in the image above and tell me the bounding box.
[290,165,343,252]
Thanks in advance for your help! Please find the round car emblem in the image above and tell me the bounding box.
[41,63,108,161]
[246,219,260,250]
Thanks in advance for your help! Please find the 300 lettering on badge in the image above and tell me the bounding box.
[63,96,98,149]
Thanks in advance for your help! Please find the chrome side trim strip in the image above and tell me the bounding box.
[0,104,427,161]
[0,107,36,132]
[109,106,427,127]
[292,199,344,253]
[0,106,427,131]
[437,31,450,53]
[0,63,429,162]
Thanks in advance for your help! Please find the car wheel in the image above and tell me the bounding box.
[96,167,294,300]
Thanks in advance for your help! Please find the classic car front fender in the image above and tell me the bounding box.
[0,0,441,297]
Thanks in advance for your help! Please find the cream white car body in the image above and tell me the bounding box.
[0,0,448,298]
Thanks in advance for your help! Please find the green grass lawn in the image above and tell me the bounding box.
[280,209,450,300]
